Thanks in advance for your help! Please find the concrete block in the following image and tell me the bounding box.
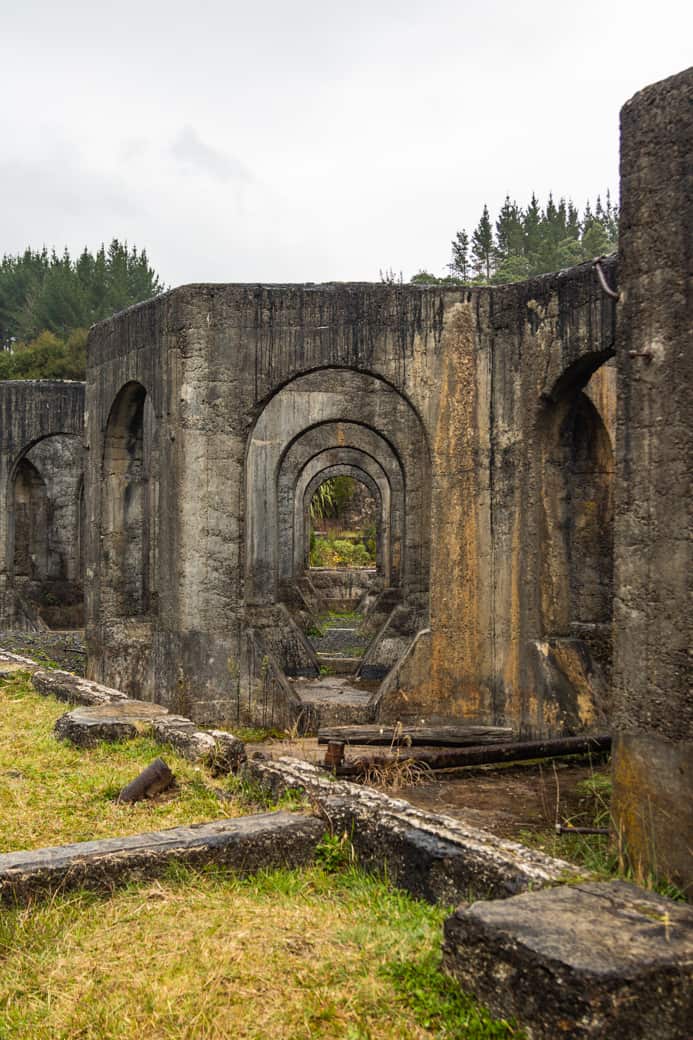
[152,715,246,773]
[33,667,130,706]
[54,700,169,747]
[442,880,693,1039]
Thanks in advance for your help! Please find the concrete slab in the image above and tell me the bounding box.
[295,675,375,726]
[0,812,324,905]
[54,700,169,746]
[442,880,693,1039]
[33,667,130,706]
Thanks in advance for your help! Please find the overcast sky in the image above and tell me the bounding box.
[3,0,690,286]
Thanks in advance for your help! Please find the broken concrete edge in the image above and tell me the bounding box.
[243,754,582,904]
[442,880,693,1040]
[19,660,247,773]
[0,812,324,906]
[0,649,42,673]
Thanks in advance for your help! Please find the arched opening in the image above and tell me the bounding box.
[308,473,379,572]
[540,377,614,686]
[246,368,429,607]
[101,382,157,619]
[277,424,403,592]
[243,367,431,714]
[13,458,48,582]
[9,434,84,628]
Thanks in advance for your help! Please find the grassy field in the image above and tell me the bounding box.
[0,670,263,852]
[0,865,521,1040]
[0,669,523,1038]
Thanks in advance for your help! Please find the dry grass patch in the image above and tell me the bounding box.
[0,865,520,1040]
[0,672,264,852]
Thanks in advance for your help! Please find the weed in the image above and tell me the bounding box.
[315,831,356,872]
[521,763,686,900]
[231,725,286,743]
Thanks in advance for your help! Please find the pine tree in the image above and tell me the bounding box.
[494,196,524,263]
[0,240,165,350]
[471,205,494,282]
[448,229,470,281]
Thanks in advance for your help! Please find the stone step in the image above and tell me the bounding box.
[442,880,693,1039]
[294,675,375,727]
[316,654,362,675]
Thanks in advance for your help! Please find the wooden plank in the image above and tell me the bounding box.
[334,734,612,777]
[317,724,513,747]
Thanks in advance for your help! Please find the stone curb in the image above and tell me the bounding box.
[243,754,580,903]
[33,668,130,705]
[0,812,323,905]
[26,665,246,773]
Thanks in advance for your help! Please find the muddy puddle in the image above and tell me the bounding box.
[392,761,604,841]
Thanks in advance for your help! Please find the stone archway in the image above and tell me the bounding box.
[7,434,84,628]
[276,422,406,591]
[301,463,385,579]
[101,382,158,620]
[245,368,430,608]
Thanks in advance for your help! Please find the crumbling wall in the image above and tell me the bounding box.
[380,262,616,735]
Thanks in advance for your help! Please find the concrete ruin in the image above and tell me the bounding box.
[82,256,617,736]
[0,380,85,630]
[0,67,690,893]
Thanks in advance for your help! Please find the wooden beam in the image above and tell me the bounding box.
[334,734,612,777]
[317,724,513,748]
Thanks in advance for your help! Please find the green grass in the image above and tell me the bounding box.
[231,725,287,743]
[0,865,522,1039]
[519,769,686,901]
[0,671,266,852]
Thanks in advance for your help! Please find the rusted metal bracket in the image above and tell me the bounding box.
[594,257,620,300]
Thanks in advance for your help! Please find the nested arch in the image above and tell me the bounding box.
[278,431,402,586]
[302,463,385,577]
[245,367,430,605]
[101,381,158,619]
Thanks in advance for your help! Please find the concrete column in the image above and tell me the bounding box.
[613,68,692,895]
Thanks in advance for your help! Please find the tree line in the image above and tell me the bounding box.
[0,240,164,380]
[412,191,618,286]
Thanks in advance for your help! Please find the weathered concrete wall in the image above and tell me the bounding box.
[0,381,84,629]
[612,68,692,895]
[86,265,616,731]
[380,264,617,734]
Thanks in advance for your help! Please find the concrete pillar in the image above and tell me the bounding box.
[613,68,692,895]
